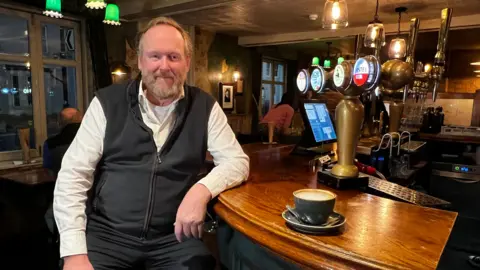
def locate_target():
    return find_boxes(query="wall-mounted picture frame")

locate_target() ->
[219,82,235,111]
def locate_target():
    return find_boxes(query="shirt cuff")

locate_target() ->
[197,173,225,199]
[59,231,88,258]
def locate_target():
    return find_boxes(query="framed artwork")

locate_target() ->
[219,83,235,111]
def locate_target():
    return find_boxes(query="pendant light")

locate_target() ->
[388,7,407,59]
[103,4,121,26]
[337,56,345,64]
[86,0,107,9]
[43,0,63,18]
[322,0,349,30]
[364,0,385,48]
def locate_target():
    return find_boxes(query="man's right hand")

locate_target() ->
[63,255,94,270]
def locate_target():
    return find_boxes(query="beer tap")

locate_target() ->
[411,8,452,104]
[431,8,453,102]
[330,59,364,178]
[329,46,382,178]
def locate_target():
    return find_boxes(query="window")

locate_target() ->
[260,58,287,116]
[0,7,85,160]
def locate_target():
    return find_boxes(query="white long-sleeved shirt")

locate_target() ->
[53,84,250,258]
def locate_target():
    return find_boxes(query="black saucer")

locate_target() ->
[282,209,346,235]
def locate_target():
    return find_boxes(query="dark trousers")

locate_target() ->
[86,229,215,270]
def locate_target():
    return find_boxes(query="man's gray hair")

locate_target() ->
[136,17,193,58]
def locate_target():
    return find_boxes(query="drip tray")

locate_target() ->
[362,173,451,207]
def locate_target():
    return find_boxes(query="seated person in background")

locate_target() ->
[260,93,296,135]
[43,107,83,176]
[44,108,83,250]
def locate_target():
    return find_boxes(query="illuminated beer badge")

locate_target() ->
[333,65,345,88]
[353,58,369,86]
[310,68,324,92]
[296,69,309,93]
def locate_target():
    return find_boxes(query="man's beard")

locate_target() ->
[142,70,185,100]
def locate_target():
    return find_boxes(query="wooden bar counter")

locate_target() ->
[214,143,457,270]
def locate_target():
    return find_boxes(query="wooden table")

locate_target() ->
[0,167,54,185]
[214,143,457,270]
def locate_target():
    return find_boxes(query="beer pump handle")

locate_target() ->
[432,8,453,102]
[434,8,453,66]
[405,18,420,66]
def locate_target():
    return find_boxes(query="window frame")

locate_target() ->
[260,57,287,115]
[0,6,86,162]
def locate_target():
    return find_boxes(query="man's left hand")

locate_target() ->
[174,183,212,242]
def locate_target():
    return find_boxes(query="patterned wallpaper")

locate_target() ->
[194,28,215,96]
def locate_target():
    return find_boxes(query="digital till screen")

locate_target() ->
[304,103,337,143]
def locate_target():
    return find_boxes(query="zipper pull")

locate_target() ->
[157,153,162,163]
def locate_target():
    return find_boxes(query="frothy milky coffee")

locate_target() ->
[295,190,335,201]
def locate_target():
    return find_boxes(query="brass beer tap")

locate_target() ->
[331,60,365,178]
[330,50,382,178]
[411,8,452,103]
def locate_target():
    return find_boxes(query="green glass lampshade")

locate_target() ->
[104,4,121,26]
[43,0,63,18]
[312,57,320,66]
[337,57,345,64]
[86,0,107,9]
[324,59,331,69]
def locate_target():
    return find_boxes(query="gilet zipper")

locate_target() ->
[140,150,161,239]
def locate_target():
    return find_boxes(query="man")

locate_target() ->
[54,17,249,270]
[43,108,83,176]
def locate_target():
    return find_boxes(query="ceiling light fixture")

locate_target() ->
[309,14,319,21]
[364,0,385,48]
[322,0,349,30]
[86,0,107,9]
[104,4,121,26]
[471,62,480,65]
[388,7,407,59]
[44,0,63,18]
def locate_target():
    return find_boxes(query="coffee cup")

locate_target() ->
[293,189,336,225]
